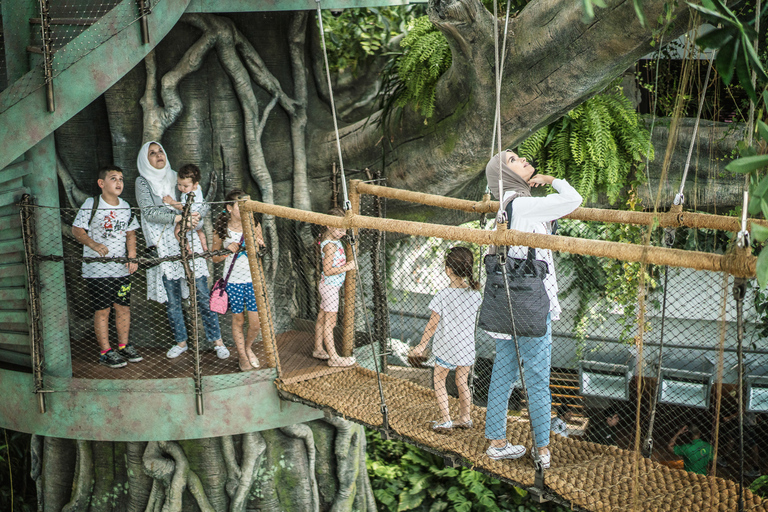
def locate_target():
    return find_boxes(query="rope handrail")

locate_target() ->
[238,198,756,277]
[353,181,768,232]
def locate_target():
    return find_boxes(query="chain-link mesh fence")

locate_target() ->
[0,0,150,113]
[249,182,768,509]
[16,178,768,508]
[23,196,273,391]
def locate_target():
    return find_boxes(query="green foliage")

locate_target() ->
[319,6,424,73]
[0,430,35,512]
[518,87,653,204]
[725,91,768,288]
[380,16,452,122]
[750,474,768,497]
[581,0,645,27]
[557,213,662,345]
[690,0,768,103]
[365,429,568,512]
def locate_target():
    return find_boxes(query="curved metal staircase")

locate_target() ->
[0,0,190,367]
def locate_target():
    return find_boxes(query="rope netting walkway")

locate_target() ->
[234,179,767,512]
[277,368,766,511]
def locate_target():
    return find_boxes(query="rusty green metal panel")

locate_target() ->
[2,0,37,83]
[25,136,70,376]
[0,368,325,441]
[0,0,192,171]
[186,0,421,12]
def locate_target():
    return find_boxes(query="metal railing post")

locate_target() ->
[179,193,203,415]
[19,195,46,413]
[38,0,55,112]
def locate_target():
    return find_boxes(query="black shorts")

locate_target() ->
[86,276,131,311]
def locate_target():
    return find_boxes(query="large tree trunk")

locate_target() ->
[34,420,375,512]
[318,0,694,199]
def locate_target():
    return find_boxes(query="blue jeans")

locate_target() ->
[485,314,552,449]
[162,275,221,344]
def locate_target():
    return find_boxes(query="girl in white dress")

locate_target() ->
[409,247,482,431]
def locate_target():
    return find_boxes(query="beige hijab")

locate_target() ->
[485,150,531,209]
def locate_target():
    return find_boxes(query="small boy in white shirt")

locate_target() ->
[162,163,208,252]
[72,166,142,368]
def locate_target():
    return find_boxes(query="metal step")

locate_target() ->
[0,330,30,347]
[0,288,27,302]
[0,309,29,325]
[0,238,24,255]
[0,214,21,232]
[0,160,32,185]
[0,187,29,207]
[0,263,25,279]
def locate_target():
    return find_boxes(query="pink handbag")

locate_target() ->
[209,235,243,314]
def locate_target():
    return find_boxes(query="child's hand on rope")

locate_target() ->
[344,260,357,271]
[407,346,427,368]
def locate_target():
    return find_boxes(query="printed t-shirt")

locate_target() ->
[73,196,139,278]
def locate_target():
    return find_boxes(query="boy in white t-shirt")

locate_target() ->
[72,166,142,369]
[162,163,208,253]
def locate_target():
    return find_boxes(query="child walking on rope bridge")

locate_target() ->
[314,208,357,367]
[72,166,142,368]
[409,247,482,431]
[212,190,265,372]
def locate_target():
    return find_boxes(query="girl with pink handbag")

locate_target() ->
[211,190,265,372]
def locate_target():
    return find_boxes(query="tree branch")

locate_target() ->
[140,24,218,142]
[55,152,89,209]
[184,13,280,276]
[230,432,266,512]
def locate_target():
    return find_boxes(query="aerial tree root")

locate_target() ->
[33,419,372,511]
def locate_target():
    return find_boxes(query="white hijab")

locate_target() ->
[137,141,177,199]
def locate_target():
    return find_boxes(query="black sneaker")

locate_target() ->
[119,344,143,363]
[99,350,127,368]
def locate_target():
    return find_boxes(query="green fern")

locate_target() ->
[519,85,653,204]
[380,16,452,121]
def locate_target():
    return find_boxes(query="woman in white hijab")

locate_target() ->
[135,141,229,360]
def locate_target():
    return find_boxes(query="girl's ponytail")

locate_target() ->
[445,246,479,291]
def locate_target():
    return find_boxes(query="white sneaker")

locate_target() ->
[166,344,188,359]
[486,443,526,460]
[214,345,230,359]
[532,449,551,469]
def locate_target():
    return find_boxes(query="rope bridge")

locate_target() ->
[238,180,768,512]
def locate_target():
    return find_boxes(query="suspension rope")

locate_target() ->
[348,235,391,430]
[642,48,717,457]
[489,0,513,160]
[734,278,747,512]
[315,1,351,211]
[314,2,388,428]
[674,51,716,207]
[490,0,544,482]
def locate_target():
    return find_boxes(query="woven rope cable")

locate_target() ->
[315,0,388,425]
[643,47,717,457]
[490,0,544,475]
[315,1,350,211]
